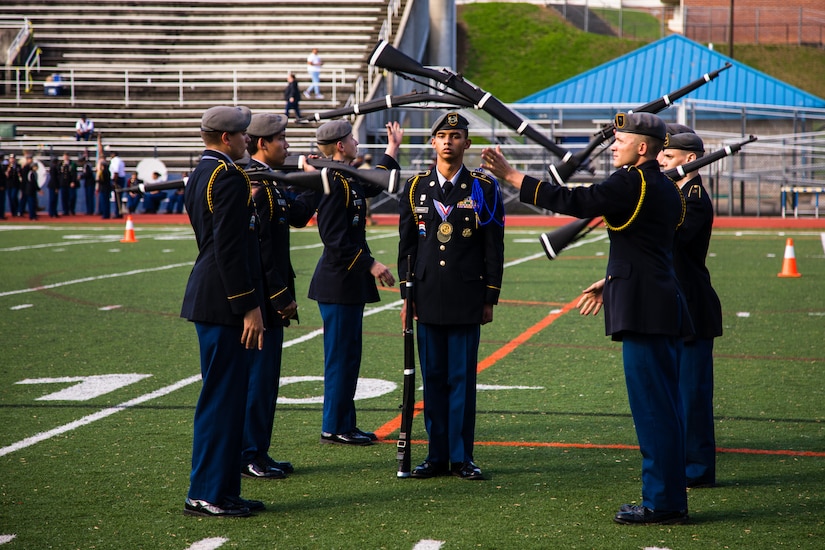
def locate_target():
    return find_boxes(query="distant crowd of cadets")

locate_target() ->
[0,152,185,219]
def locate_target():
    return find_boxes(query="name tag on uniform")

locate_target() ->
[277,199,287,206]
[353,199,363,207]
[415,207,429,214]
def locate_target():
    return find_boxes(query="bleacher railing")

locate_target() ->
[2,65,350,106]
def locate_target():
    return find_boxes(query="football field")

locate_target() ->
[1,219,823,549]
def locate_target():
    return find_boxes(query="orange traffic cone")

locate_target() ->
[120,215,138,243]
[777,237,801,277]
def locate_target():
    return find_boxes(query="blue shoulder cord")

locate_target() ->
[471,176,504,227]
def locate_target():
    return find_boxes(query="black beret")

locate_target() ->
[200,105,252,133]
[247,113,287,138]
[665,132,705,153]
[316,120,352,145]
[431,112,469,135]
[614,112,666,141]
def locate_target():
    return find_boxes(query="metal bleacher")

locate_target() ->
[0,0,402,175]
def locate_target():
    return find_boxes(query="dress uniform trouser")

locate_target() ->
[679,337,716,486]
[189,322,250,504]
[417,322,480,465]
[242,324,284,463]
[622,333,688,512]
[319,302,364,435]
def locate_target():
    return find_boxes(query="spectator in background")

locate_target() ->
[109,151,126,218]
[97,157,113,219]
[24,161,40,220]
[125,172,143,214]
[19,154,35,217]
[305,48,323,99]
[79,155,96,215]
[142,171,168,213]
[59,152,78,216]
[76,115,94,141]
[5,153,22,217]
[166,172,186,214]
[47,157,61,218]
[284,72,302,120]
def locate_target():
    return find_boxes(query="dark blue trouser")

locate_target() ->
[242,324,284,463]
[622,333,687,512]
[680,337,716,486]
[318,302,364,435]
[188,322,250,504]
[417,322,480,466]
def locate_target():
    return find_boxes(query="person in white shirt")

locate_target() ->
[108,151,126,217]
[75,115,94,141]
[305,48,323,99]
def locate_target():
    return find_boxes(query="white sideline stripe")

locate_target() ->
[186,538,228,550]
[0,374,201,457]
[0,243,550,456]
[0,300,405,457]
[0,263,192,298]
[413,540,445,550]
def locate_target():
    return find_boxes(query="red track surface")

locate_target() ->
[6,213,825,229]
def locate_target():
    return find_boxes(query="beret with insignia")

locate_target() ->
[316,119,352,145]
[431,112,469,135]
[666,132,704,153]
[201,105,252,133]
[247,113,287,138]
[614,112,666,141]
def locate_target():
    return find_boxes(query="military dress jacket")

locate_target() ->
[307,154,399,305]
[520,159,693,340]
[398,166,505,326]
[248,158,321,326]
[181,150,265,327]
[673,175,723,341]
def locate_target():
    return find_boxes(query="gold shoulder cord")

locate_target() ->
[407,175,422,224]
[205,162,252,213]
[603,166,647,231]
[205,161,227,213]
[262,184,275,222]
[674,179,686,228]
[341,175,351,209]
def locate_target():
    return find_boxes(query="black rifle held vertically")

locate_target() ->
[397,255,416,478]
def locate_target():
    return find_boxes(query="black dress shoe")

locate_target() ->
[241,460,286,479]
[410,460,449,479]
[184,497,251,518]
[354,427,378,441]
[320,431,373,446]
[225,496,266,512]
[451,461,484,480]
[264,456,294,474]
[614,504,688,525]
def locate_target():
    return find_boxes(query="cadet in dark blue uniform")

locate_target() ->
[659,126,723,489]
[399,113,505,480]
[242,113,320,478]
[180,105,267,518]
[308,119,401,446]
[482,112,692,524]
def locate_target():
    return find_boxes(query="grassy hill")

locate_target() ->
[457,2,825,102]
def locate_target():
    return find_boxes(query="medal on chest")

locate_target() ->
[433,199,454,243]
